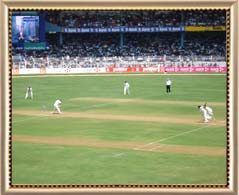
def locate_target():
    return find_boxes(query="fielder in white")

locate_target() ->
[52,99,62,114]
[124,81,130,95]
[25,86,33,99]
[198,104,214,122]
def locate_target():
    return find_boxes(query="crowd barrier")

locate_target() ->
[12,66,226,75]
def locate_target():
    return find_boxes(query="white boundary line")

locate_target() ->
[133,125,209,150]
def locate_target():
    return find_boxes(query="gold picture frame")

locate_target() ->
[0,0,238,194]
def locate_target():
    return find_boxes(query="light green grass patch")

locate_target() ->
[12,142,226,184]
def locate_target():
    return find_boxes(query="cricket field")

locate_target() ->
[12,73,227,185]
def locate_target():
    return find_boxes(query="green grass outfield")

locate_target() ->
[12,73,227,185]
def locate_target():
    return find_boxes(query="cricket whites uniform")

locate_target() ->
[124,81,130,95]
[199,105,213,122]
[205,106,214,119]
[25,87,33,99]
[53,99,62,114]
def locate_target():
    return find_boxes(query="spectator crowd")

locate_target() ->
[12,10,226,69]
[12,32,226,69]
[45,10,225,28]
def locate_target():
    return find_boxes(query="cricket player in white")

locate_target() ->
[124,81,130,95]
[25,86,33,99]
[204,104,214,120]
[198,104,214,122]
[53,99,62,114]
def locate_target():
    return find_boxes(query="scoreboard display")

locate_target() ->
[12,11,46,50]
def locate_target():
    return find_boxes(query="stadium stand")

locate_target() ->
[45,10,225,28]
[12,10,226,70]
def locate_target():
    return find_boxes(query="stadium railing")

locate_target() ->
[12,55,226,69]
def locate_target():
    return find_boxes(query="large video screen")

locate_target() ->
[12,16,40,45]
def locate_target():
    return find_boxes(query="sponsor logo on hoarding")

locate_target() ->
[180,67,190,71]
[185,26,226,32]
[165,67,175,72]
[12,68,19,75]
[210,67,219,72]
[13,66,226,75]
[142,67,159,72]
[64,26,185,33]
[40,68,46,73]
[113,68,128,72]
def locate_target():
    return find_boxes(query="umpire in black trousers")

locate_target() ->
[166,78,172,93]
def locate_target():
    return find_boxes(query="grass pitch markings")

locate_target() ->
[13,135,225,156]
[13,109,225,126]
[70,97,225,106]
[112,153,125,158]
[134,126,210,151]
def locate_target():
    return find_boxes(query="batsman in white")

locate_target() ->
[198,103,214,122]
[52,99,62,114]
[25,86,33,99]
[123,81,130,95]
[204,103,215,120]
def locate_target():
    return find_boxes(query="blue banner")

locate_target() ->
[63,26,185,33]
